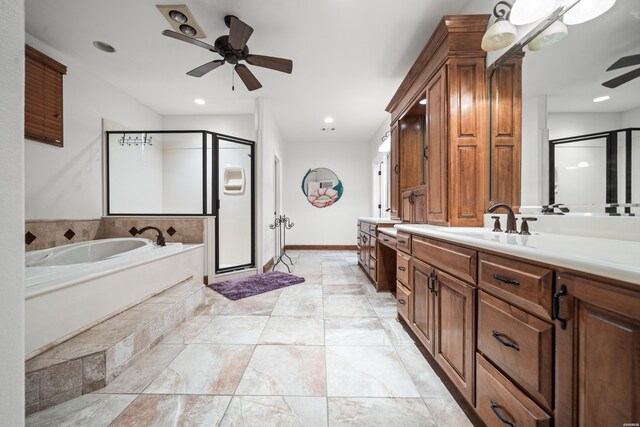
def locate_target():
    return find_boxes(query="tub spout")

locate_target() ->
[137,226,166,246]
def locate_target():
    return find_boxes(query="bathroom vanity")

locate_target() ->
[356,218,400,291]
[394,223,640,427]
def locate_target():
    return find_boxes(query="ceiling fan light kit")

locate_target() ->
[156,4,206,38]
[161,13,293,91]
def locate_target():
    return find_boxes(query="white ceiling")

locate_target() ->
[522,0,640,114]
[25,0,471,145]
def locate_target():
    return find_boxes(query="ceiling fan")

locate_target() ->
[602,54,640,88]
[162,15,293,91]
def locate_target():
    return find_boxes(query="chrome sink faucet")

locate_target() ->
[487,203,518,233]
[137,226,166,246]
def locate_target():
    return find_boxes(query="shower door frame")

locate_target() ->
[214,133,256,274]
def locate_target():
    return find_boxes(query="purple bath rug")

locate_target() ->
[208,271,305,300]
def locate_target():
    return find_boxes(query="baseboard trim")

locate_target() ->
[263,257,274,273]
[285,245,358,251]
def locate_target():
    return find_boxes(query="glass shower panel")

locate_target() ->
[554,139,606,210]
[217,138,253,271]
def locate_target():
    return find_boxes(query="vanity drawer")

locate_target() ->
[476,354,551,427]
[368,256,377,279]
[478,291,553,411]
[369,223,377,234]
[379,233,396,248]
[397,252,410,286]
[413,236,477,284]
[397,281,412,322]
[360,221,370,233]
[479,253,553,320]
[396,232,412,254]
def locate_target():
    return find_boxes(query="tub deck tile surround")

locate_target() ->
[26,251,474,427]
[24,278,204,415]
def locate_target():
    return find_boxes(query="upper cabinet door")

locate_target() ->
[555,273,640,427]
[390,124,400,220]
[425,66,449,226]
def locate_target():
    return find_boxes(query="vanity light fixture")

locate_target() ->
[92,41,116,53]
[419,99,427,105]
[563,0,615,25]
[593,95,610,103]
[194,98,206,105]
[527,18,568,51]
[324,117,334,124]
[379,130,391,153]
[509,0,556,25]
[481,2,518,52]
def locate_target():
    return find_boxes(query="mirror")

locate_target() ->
[490,0,640,215]
[301,167,344,208]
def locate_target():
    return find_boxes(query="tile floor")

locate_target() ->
[26,250,473,426]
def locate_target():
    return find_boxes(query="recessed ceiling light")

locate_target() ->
[593,95,610,103]
[168,10,188,24]
[180,24,197,37]
[92,41,116,53]
[419,99,427,105]
[194,98,206,105]
[324,117,334,124]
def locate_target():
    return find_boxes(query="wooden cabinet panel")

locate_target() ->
[396,252,410,287]
[378,232,396,249]
[555,273,640,427]
[490,57,522,209]
[401,189,414,223]
[399,115,424,192]
[369,236,377,260]
[390,125,400,220]
[411,258,436,354]
[479,253,552,320]
[434,270,476,404]
[413,236,477,284]
[478,291,553,411]
[476,354,551,427]
[368,256,377,281]
[413,187,426,224]
[425,66,449,226]
[397,282,412,323]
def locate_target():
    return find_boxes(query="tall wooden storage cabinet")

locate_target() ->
[386,15,489,227]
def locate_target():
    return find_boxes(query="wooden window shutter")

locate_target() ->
[25,45,67,147]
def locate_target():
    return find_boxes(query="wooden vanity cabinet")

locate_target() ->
[357,220,396,292]
[554,273,640,427]
[406,238,477,404]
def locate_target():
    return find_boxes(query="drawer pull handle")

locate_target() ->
[398,266,406,271]
[398,240,406,244]
[492,274,520,286]
[398,299,406,305]
[362,236,368,243]
[490,401,516,427]
[383,238,389,242]
[492,331,520,351]
[553,284,568,330]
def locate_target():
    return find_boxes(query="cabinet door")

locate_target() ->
[434,270,476,404]
[555,273,640,427]
[401,190,413,223]
[411,258,436,354]
[412,186,426,224]
[390,124,400,220]
[425,66,449,226]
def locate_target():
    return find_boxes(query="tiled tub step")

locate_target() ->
[25,278,204,414]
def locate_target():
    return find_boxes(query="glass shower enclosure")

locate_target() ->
[105,130,255,274]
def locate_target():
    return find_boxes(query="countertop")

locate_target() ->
[358,217,401,224]
[395,224,640,286]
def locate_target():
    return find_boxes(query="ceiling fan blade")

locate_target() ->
[245,55,293,74]
[235,64,262,91]
[187,60,225,77]
[602,67,640,88]
[162,29,217,52]
[607,54,640,71]
[228,16,254,51]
